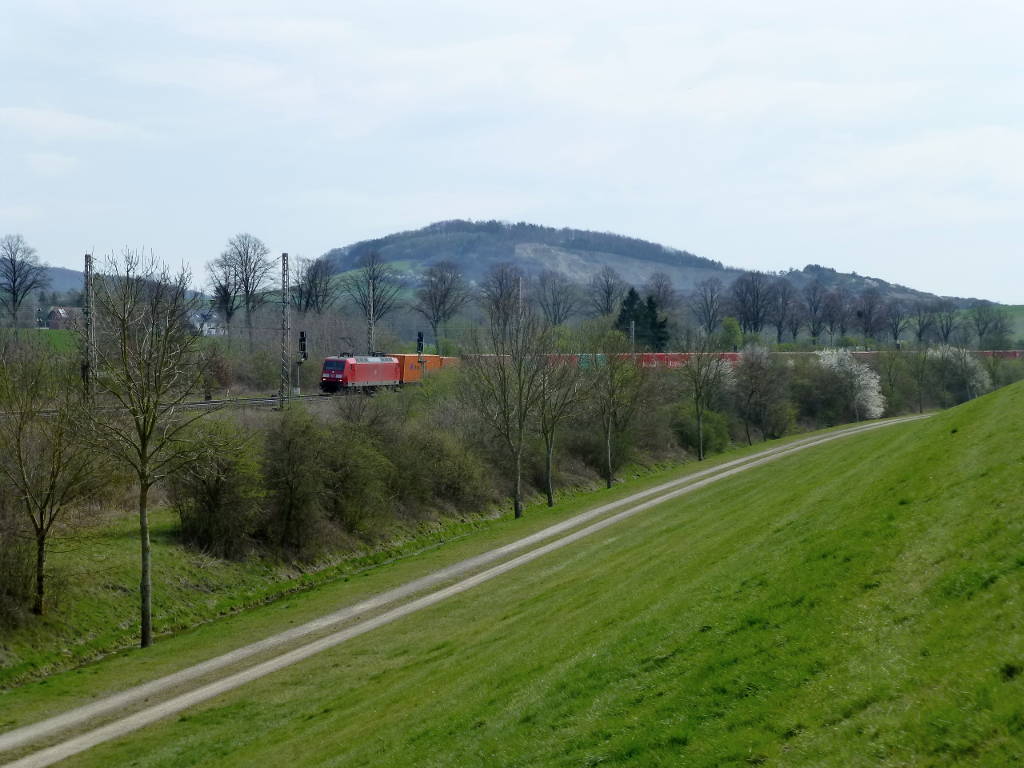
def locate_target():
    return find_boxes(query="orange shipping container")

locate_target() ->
[393,354,443,384]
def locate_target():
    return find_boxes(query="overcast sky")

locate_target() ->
[2,1,1021,301]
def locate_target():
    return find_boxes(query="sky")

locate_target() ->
[1,0,1022,302]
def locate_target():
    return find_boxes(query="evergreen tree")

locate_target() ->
[615,288,668,351]
[615,287,645,344]
[645,296,669,351]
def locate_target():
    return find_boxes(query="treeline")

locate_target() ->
[2,246,1021,652]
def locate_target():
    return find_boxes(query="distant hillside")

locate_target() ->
[322,220,952,302]
[45,266,84,294]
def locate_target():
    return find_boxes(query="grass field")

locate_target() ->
[5,383,1022,766]
[3,435,826,690]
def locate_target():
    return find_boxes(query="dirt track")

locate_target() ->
[0,416,926,768]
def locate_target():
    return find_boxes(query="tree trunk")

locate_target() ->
[139,481,153,648]
[513,449,523,519]
[697,408,705,461]
[32,530,46,616]
[431,320,441,355]
[605,424,613,489]
[544,435,555,507]
[367,316,375,355]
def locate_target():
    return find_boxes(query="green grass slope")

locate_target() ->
[53,382,1024,767]
[3,450,783,688]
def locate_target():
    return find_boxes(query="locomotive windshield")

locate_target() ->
[323,360,346,371]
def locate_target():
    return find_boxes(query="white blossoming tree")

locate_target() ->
[926,345,992,403]
[816,349,885,421]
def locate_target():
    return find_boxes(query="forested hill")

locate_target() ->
[322,220,732,290]
[321,219,947,301]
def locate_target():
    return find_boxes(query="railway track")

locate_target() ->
[0,393,333,418]
[180,393,330,410]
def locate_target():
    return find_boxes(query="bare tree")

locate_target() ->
[0,234,49,328]
[733,344,789,445]
[786,300,805,342]
[533,269,579,327]
[969,300,1011,349]
[906,347,931,413]
[910,300,936,345]
[690,278,724,335]
[854,288,884,341]
[822,288,852,343]
[680,337,732,460]
[412,260,470,352]
[802,281,827,344]
[292,256,338,315]
[586,328,647,488]
[535,346,584,506]
[644,271,677,313]
[460,302,549,518]
[479,262,524,330]
[88,250,210,647]
[222,233,274,350]
[934,300,960,344]
[766,278,798,343]
[884,299,910,345]
[729,271,771,334]
[588,265,625,317]
[207,253,241,334]
[341,251,402,354]
[0,339,103,615]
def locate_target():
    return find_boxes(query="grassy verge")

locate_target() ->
[22,382,1024,766]
[0,422,867,726]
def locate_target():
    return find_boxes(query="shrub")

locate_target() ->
[674,407,730,457]
[816,349,885,421]
[927,345,992,404]
[387,428,493,515]
[170,419,264,559]
[321,432,396,537]
[263,405,326,555]
[0,485,32,627]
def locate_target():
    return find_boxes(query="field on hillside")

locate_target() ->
[33,382,1023,767]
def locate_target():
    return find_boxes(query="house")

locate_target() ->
[45,306,84,330]
[188,310,227,337]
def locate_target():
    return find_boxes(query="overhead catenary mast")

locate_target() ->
[279,252,289,409]
[83,252,96,395]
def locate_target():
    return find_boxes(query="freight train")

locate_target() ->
[319,354,458,393]
[321,349,1023,393]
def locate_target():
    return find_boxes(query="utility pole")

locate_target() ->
[83,253,96,396]
[279,252,289,409]
[630,319,636,354]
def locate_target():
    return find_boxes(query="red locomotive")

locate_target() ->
[319,354,457,393]
[319,356,401,393]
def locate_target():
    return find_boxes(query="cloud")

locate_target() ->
[0,107,132,141]
[25,152,79,176]
[0,205,37,220]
